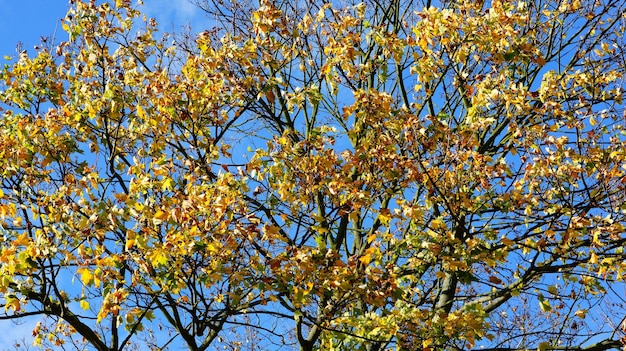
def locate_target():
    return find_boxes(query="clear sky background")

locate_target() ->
[0,1,69,56]
[0,0,207,56]
[0,1,208,349]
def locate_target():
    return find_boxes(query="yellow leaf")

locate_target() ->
[94,269,102,288]
[154,210,169,220]
[539,299,552,312]
[4,296,20,312]
[349,210,359,224]
[114,193,128,202]
[206,242,220,253]
[537,341,551,351]
[311,225,329,234]
[359,246,379,265]
[77,267,94,286]
[80,299,90,310]
[359,253,372,265]
[13,233,30,246]
[149,250,168,267]
[431,216,445,230]
[137,105,146,119]
[214,294,224,303]
[378,209,392,225]
[125,239,135,251]
[162,177,175,191]
[501,236,515,246]
[418,37,428,50]
[152,210,169,225]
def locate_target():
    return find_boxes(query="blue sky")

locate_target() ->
[0,1,208,348]
[0,1,69,56]
[0,0,206,57]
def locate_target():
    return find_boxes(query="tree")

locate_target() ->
[0,0,625,350]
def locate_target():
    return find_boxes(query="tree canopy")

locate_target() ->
[1,0,625,350]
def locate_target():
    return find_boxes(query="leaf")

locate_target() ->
[539,299,552,313]
[311,225,328,234]
[162,177,175,191]
[537,342,552,351]
[4,295,20,312]
[136,105,146,120]
[152,210,169,224]
[13,233,30,246]
[149,249,168,267]
[488,275,503,285]
[359,253,372,265]
[574,309,587,318]
[359,247,380,265]
[503,51,517,61]
[77,267,94,286]
[501,237,515,246]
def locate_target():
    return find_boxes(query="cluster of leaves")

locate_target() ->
[0,0,625,350]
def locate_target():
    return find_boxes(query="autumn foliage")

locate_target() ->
[1,0,625,350]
